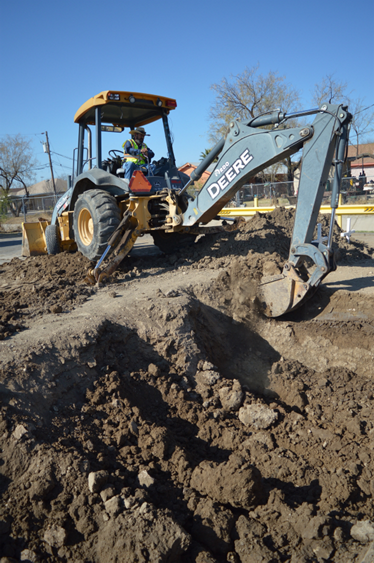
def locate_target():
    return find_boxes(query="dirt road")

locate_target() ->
[0,233,23,265]
[0,232,161,266]
[1,209,374,562]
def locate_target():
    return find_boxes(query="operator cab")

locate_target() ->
[73,90,189,193]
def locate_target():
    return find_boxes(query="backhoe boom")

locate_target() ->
[180,103,351,316]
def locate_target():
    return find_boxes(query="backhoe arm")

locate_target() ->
[182,104,348,225]
[181,103,351,316]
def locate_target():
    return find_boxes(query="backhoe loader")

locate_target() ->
[22,90,352,317]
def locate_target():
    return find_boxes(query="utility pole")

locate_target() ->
[43,131,57,203]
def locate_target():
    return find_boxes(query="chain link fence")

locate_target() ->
[227,181,296,207]
[228,177,374,207]
[1,177,373,227]
[0,193,65,224]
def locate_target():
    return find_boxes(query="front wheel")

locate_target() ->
[73,189,121,261]
[151,231,197,255]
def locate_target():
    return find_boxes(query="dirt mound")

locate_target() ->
[1,293,374,562]
[1,209,372,339]
[0,253,94,339]
[1,208,374,562]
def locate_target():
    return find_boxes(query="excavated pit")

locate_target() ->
[1,208,374,562]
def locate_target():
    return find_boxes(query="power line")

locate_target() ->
[0,132,45,138]
[50,150,73,161]
[30,164,50,171]
[55,163,72,171]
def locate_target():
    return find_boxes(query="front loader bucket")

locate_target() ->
[22,221,49,256]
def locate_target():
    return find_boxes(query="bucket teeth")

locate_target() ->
[84,270,97,286]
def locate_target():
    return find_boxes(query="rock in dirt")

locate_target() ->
[235,514,266,541]
[12,424,29,440]
[50,304,62,314]
[104,495,122,516]
[357,542,374,563]
[234,516,274,563]
[234,537,276,563]
[100,486,115,502]
[311,539,334,561]
[219,380,244,411]
[301,515,331,540]
[197,369,221,386]
[138,469,155,488]
[88,470,109,493]
[95,507,190,562]
[238,403,279,429]
[242,431,275,451]
[148,362,160,377]
[192,497,235,555]
[43,525,67,548]
[129,419,139,436]
[20,549,37,562]
[190,454,263,509]
[29,471,55,501]
[351,521,374,543]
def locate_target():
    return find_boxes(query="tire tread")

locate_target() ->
[73,189,121,260]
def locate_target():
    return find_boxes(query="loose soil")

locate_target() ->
[1,208,374,562]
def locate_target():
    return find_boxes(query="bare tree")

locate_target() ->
[209,64,300,144]
[208,65,300,188]
[349,99,374,157]
[0,134,38,216]
[313,73,374,154]
[312,73,350,106]
[0,134,37,196]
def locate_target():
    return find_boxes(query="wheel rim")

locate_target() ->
[78,208,94,246]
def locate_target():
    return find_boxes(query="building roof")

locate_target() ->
[178,162,216,173]
[10,178,67,197]
[348,142,374,166]
[178,163,212,184]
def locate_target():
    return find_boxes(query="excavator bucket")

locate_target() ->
[257,265,311,318]
[22,221,49,256]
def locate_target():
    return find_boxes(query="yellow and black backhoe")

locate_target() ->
[22,90,352,317]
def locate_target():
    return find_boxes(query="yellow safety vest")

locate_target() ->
[122,139,148,165]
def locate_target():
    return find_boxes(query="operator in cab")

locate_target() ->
[122,127,155,180]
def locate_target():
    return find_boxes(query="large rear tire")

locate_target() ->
[151,231,197,255]
[45,224,60,255]
[73,189,121,261]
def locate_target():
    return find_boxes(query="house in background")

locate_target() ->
[347,142,374,182]
[8,178,67,216]
[178,162,216,187]
[11,178,67,200]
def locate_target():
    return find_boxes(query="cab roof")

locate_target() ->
[74,91,177,129]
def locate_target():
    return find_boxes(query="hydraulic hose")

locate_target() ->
[327,117,350,249]
[179,138,225,195]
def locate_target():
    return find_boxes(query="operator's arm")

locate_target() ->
[124,140,142,157]
[140,144,155,159]
[145,147,155,160]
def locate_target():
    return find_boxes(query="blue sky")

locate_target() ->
[1,0,373,184]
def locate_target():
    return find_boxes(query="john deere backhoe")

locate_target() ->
[22,90,352,317]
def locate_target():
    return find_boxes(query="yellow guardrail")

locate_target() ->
[221,196,374,228]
